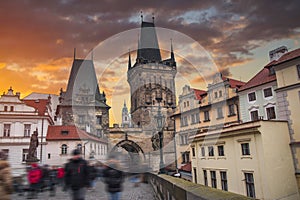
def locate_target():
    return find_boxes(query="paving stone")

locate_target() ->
[12,178,157,200]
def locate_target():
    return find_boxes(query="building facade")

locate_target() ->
[173,85,206,180]
[173,73,244,180]
[190,120,299,199]
[272,47,300,191]
[45,125,108,165]
[0,88,55,175]
[238,49,279,122]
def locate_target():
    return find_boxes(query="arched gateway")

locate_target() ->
[110,138,148,173]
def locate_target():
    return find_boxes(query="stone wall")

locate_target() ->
[147,173,252,200]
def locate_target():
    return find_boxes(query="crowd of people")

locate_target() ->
[6,149,135,200]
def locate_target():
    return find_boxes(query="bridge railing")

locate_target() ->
[146,173,253,200]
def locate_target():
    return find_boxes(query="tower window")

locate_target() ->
[96,115,102,125]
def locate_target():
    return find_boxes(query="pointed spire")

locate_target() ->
[137,34,141,61]
[91,49,94,61]
[124,100,126,107]
[152,13,155,23]
[73,48,76,60]
[140,11,143,22]
[170,38,175,61]
[128,49,131,69]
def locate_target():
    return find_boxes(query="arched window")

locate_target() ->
[61,144,68,155]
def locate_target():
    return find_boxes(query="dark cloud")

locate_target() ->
[1,0,299,65]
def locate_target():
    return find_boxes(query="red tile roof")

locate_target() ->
[237,48,300,92]
[46,125,107,143]
[192,89,207,100]
[23,99,49,116]
[222,77,245,88]
[266,48,300,67]
[180,162,191,172]
[238,67,276,92]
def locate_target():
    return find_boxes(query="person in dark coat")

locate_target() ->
[64,149,89,200]
[103,154,124,200]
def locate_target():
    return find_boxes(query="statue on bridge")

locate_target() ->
[151,133,160,151]
[26,128,39,162]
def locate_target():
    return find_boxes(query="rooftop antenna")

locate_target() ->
[140,11,143,22]
[91,49,94,61]
[73,48,76,60]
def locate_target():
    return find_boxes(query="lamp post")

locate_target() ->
[155,89,165,174]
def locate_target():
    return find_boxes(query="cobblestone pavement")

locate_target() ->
[12,178,158,200]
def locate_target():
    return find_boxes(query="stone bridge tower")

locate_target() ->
[127,18,177,134]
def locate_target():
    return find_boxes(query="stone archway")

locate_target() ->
[111,139,147,173]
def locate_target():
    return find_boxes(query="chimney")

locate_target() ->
[16,92,20,98]
[269,46,288,62]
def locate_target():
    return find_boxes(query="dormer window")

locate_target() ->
[61,130,69,135]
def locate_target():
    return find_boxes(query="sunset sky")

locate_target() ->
[1,0,300,125]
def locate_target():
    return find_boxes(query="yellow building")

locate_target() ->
[199,73,245,130]
[190,120,299,199]
[173,73,244,179]
[272,48,300,190]
[173,85,206,180]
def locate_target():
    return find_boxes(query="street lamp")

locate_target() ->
[155,89,165,174]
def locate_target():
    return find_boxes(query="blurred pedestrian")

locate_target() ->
[64,149,89,200]
[27,163,42,199]
[40,164,50,192]
[48,165,57,197]
[56,166,64,186]
[88,162,97,191]
[0,150,13,200]
[103,153,124,200]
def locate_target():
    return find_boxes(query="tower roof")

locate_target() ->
[137,21,161,62]
[63,58,109,108]
[122,100,128,113]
